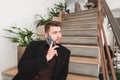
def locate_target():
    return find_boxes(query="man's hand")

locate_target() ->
[46,41,59,61]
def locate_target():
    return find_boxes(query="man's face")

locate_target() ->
[45,26,62,44]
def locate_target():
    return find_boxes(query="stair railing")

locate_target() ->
[98,0,109,80]
[98,0,120,80]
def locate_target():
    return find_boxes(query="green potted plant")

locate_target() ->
[55,2,67,11]
[49,8,59,17]
[36,15,52,27]
[3,26,39,61]
[49,8,60,21]
[54,2,68,21]
[35,15,52,39]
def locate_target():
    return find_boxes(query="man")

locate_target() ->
[12,21,71,80]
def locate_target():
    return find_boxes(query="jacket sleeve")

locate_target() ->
[17,41,48,76]
[60,50,71,80]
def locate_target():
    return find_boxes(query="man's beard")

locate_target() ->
[55,38,61,44]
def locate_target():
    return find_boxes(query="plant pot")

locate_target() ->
[59,11,65,21]
[36,25,45,40]
[17,46,26,61]
[52,17,60,21]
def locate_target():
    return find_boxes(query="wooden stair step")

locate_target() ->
[2,67,99,80]
[69,56,100,77]
[65,12,97,18]
[63,17,97,22]
[63,44,99,48]
[62,24,98,29]
[70,56,100,65]
[63,35,98,37]
[62,28,98,31]
[62,36,98,38]
[62,22,98,25]
[63,44,100,58]
[66,8,97,16]
[62,28,98,36]
[67,74,99,80]
[64,14,97,21]
[63,22,98,26]
[62,36,98,45]
[2,67,17,76]
[63,34,98,36]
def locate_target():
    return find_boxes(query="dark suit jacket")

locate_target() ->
[12,40,70,80]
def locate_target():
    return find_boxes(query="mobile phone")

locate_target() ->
[45,35,56,47]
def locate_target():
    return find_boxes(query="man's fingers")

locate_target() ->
[55,52,58,56]
[53,45,59,49]
[54,50,58,56]
[50,41,53,48]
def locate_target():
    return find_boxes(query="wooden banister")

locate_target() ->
[102,0,120,48]
[98,0,109,80]
[98,0,119,80]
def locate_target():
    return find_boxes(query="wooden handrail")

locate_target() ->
[98,0,118,80]
[102,0,120,48]
[98,0,109,80]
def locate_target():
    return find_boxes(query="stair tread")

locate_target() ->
[67,8,97,15]
[65,15,97,19]
[66,10,97,16]
[63,35,98,37]
[63,44,99,48]
[2,67,17,76]
[63,17,97,22]
[63,22,97,26]
[64,16,97,19]
[62,28,97,31]
[67,74,99,80]
[65,13,97,17]
[70,56,99,65]
[2,67,99,80]
[63,36,98,38]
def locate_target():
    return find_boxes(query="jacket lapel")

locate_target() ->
[54,45,65,79]
[37,41,48,57]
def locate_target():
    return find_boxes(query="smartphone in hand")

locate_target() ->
[45,35,56,47]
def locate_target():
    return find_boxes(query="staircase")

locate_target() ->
[61,8,100,80]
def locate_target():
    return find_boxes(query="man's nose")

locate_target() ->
[58,33,62,37]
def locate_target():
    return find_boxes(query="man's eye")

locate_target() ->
[53,32,57,34]
[59,31,61,33]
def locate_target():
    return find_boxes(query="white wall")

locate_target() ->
[103,16,114,49]
[105,0,120,49]
[112,8,120,18]
[0,0,64,80]
[106,0,120,9]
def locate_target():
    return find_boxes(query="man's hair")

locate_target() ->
[45,21,62,33]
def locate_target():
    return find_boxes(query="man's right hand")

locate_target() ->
[46,41,59,61]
